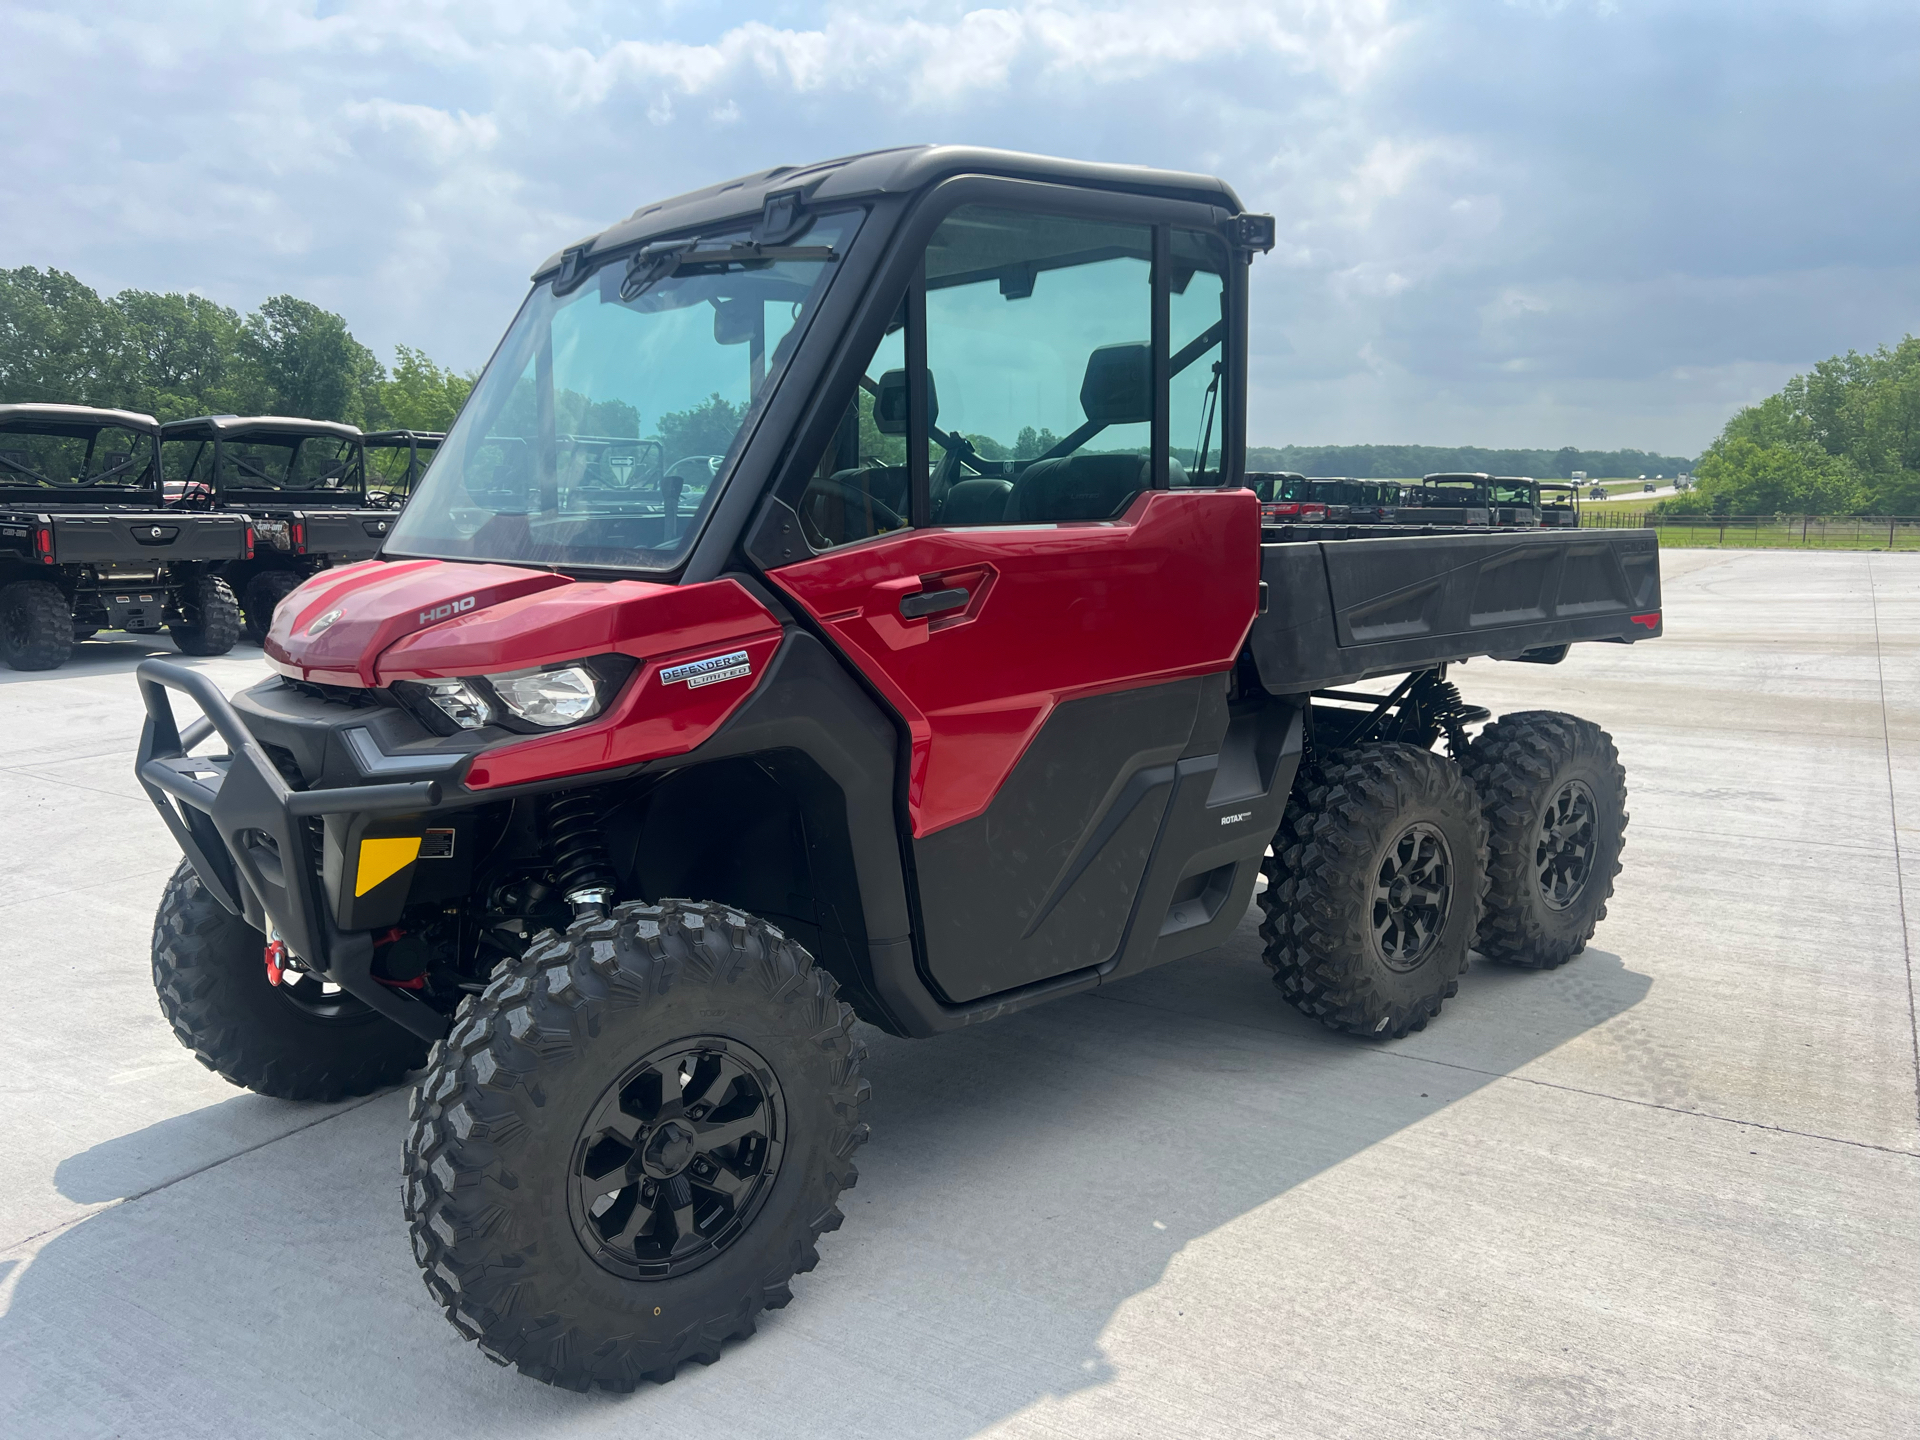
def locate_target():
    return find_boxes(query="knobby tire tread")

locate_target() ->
[402,898,870,1393]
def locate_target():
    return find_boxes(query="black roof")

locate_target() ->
[532,145,1247,283]
[160,415,363,443]
[0,402,160,435]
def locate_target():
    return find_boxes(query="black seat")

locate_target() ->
[937,477,1013,525]
[1004,453,1149,522]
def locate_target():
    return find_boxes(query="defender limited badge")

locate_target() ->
[660,649,752,689]
[306,608,343,636]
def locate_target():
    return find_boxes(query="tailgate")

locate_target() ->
[1252,529,1661,692]
[302,508,391,560]
[51,511,252,563]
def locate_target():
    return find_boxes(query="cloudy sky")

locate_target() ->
[4,0,1915,455]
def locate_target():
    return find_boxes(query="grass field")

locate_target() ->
[1580,510,1920,551]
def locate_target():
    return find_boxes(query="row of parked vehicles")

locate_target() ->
[0,404,443,670]
[1252,471,1581,529]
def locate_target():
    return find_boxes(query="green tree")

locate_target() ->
[112,289,261,421]
[655,393,744,464]
[242,295,383,424]
[0,267,128,405]
[374,345,473,432]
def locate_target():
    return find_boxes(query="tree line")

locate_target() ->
[0,267,472,432]
[1244,443,1695,481]
[1658,336,1920,516]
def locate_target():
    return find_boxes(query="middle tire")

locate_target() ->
[242,569,303,644]
[1260,742,1488,1038]
[169,574,242,656]
[404,899,870,1392]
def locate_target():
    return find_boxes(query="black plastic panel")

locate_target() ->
[913,679,1201,1003]
[1251,529,1662,694]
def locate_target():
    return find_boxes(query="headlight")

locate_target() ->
[423,678,493,729]
[488,664,603,729]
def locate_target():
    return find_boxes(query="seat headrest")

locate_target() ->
[1080,342,1151,424]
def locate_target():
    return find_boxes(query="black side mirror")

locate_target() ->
[873,369,939,436]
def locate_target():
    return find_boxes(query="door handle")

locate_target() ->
[899,586,970,620]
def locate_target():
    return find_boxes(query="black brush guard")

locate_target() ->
[135,659,451,1040]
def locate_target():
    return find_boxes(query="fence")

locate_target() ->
[1578,509,1920,551]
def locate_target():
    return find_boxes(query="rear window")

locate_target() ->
[0,424,154,491]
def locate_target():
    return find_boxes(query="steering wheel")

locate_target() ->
[801,475,907,536]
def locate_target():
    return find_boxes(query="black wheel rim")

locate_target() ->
[1536,778,1597,911]
[1370,821,1453,971]
[2,603,28,652]
[568,1038,787,1281]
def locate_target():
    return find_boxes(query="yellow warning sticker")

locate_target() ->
[355,836,422,896]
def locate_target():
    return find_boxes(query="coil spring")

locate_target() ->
[546,790,615,903]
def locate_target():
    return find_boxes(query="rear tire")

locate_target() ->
[1461,711,1627,969]
[0,580,75,671]
[151,859,427,1099]
[169,574,241,656]
[241,569,302,644]
[1260,743,1488,1038]
[404,899,870,1391]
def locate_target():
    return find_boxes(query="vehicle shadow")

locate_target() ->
[1,918,1651,1438]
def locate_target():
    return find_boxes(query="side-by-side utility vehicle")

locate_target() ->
[0,403,249,669]
[161,415,398,642]
[134,147,1661,1392]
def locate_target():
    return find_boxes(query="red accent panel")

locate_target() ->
[464,630,782,790]
[1630,611,1661,629]
[771,488,1261,837]
[263,560,572,686]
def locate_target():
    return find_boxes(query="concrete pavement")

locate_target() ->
[1,551,1915,1438]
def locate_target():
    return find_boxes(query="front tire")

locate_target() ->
[404,899,870,1392]
[0,580,75,671]
[168,574,241,656]
[151,859,428,1099]
[1462,711,1628,969]
[1260,743,1488,1038]
[241,569,302,644]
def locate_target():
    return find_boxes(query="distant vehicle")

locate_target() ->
[1488,476,1543,526]
[362,430,444,509]
[1537,481,1579,528]
[1643,482,1656,493]
[1247,471,1328,524]
[1412,472,1494,526]
[1588,484,1608,500]
[160,414,395,643]
[1307,477,1400,523]
[0,403,248,668]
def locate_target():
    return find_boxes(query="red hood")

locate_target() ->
[263,559,783,692]
[264,560,572,686]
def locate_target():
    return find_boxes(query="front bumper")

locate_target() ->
[135,660,455,1040]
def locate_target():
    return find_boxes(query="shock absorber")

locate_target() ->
[546,790,616,919]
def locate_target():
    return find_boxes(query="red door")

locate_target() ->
[771,487,1259,1000]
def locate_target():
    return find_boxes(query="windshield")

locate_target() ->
[0,423,155,493]
[387,210,861,570]
[1492,481,1535,504]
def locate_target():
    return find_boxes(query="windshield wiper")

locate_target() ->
[621,240,837,301]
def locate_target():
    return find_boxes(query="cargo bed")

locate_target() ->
[1250,525,1662,693]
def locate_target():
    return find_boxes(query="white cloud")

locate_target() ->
[1,0,1916,452]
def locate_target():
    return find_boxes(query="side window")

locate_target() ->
[792,313,910,551]
[920,206,1153,525]
[1168,230,1228,486]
